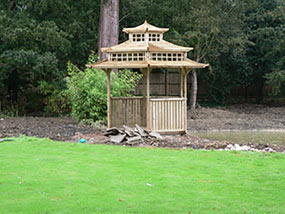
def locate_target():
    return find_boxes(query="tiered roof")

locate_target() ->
[122,21,169,33]
[87,21,208,69]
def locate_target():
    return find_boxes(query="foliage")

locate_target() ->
[66,57,142,122]
[1,0,284,114]
[0,136,285,213]
[0,0,100,113]
[265,70,285,99]
[244,0,285,103]
[38,80,70,114]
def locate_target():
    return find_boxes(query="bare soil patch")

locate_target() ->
[0,117,99,141]
[188,104,285,132]
[0,104,284,152]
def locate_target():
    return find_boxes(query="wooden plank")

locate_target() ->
[151,101,155,130]
[163,101,166,130]
[111,99,116,127]
[174,101,176,129]
[179,100,182,129]
[165,70,168,96]
[165,100,168,130]
[158,101,161,130]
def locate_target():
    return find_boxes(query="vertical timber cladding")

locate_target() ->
[150,98,186,131]
[111,97,146,127]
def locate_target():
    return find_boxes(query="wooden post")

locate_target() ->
[146,67,151,130]
[105,69,112,128]
[183,68,191,133]
[140,68,147,127]
[184,68,188,99]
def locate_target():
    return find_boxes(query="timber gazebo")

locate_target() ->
[88,21,209,134]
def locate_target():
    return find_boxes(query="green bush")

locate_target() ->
[38,80,71,115]
[66,61,142,122]
[265,70,285,100]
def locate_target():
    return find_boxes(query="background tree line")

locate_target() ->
[0,0,284,116]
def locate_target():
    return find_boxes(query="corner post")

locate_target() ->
[146,67,151,130]
[105,69,112,128]
[183,68,191,133]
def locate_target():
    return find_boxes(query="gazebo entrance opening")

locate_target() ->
[88,21,208,134]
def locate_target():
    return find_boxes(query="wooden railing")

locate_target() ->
[150,98,186,132]
[111,97,146,127]
[110,96,187,133]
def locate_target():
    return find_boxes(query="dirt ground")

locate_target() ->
[188,104,285,132]
[1,104,284,151]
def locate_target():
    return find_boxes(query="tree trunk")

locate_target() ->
[8,0,16,11]
[190,69,197,109]
[98,0,119,60]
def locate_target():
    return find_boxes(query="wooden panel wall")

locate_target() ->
[150,98,186,132]
[111,97,146,127]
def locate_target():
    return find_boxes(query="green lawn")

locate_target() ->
[195,130,285,146]
[0,137,284,214]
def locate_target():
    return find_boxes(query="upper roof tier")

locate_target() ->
[123,21,169,33]
[101,40,193,53]
[87,21,209,70]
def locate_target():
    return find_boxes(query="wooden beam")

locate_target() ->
[105,69,112,128]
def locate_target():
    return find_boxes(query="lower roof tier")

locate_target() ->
[86,59,209,69]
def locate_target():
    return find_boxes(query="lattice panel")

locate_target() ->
[110,52,146,61]
[150,53,184,61]
[132,33,145,42]
[149,33,161,42]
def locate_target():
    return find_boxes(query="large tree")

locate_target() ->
[98,0,119,60]
[245,0,285,103]
[0,0,100,112]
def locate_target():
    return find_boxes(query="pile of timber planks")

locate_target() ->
[104,124,163,145]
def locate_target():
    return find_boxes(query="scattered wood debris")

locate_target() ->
[104,124,163,145]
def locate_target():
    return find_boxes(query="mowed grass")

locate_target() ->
[196,130,285,146]
[0,137,284,214]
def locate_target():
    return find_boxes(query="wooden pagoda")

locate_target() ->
[87,21,209,134]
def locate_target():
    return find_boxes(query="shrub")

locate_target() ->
[265,70,285,100]
[38,80,71,115]
[66,61,142,122]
